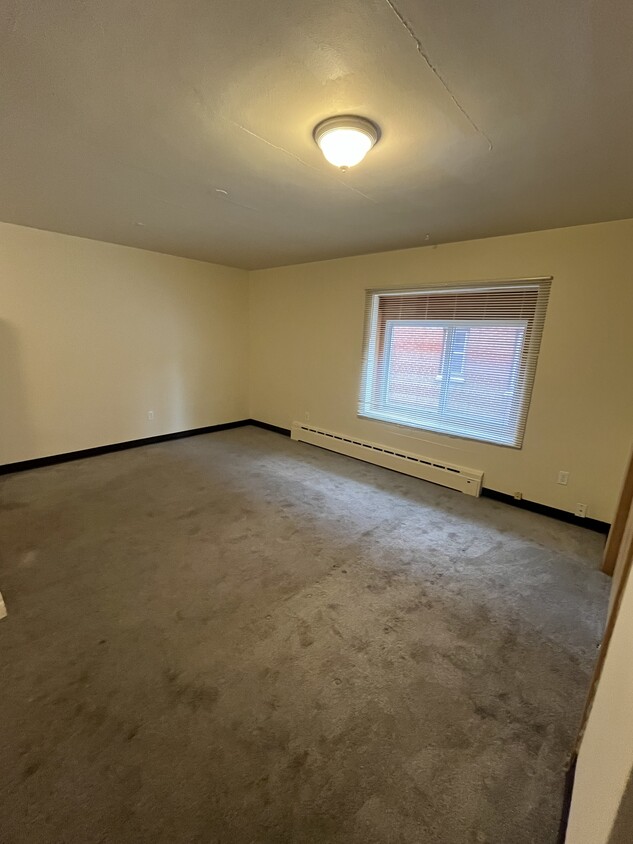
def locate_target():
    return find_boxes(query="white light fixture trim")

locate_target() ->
[314,115,380,169]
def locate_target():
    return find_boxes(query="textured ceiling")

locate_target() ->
[2,0,633,269]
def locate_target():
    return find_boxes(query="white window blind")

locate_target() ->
[359,279,551,447]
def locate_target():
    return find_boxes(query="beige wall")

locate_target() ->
[0,222,249,464]
[3,218,632,523]
[249,219,633,523]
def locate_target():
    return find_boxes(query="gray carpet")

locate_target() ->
[0,426,608,843]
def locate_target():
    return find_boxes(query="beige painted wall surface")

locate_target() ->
[0,222,248,464]
[566,566,633,843]
[249,219,633,523]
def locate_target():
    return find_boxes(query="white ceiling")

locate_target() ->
[2,0,633,269]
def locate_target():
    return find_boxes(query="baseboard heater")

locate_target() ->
[291,422,483,497]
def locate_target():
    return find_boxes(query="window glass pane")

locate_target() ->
[444,326,526,426]
[386,324,444,411]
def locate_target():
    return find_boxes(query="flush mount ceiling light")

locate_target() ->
[313,115,380,169]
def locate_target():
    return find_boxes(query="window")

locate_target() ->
[359,280,551,447]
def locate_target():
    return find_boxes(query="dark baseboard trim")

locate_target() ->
[481,488,610,534]
[250,422,610,534]
[557,754,577,844]
[247,419,292,437]
[0,419,251,476]
[0,420,612,536]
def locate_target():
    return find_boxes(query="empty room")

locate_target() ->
[2,1,633,842]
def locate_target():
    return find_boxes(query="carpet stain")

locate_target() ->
[21,761,41,780]
[164,669,220,713]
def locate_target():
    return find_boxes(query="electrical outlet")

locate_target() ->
[557,471,569,485]
[147,410,154,421]
[575,503,587,518]
[304,411,310,421]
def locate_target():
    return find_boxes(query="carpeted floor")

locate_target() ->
[0,426,608,843]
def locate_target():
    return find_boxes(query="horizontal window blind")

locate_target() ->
[359,279,551,447]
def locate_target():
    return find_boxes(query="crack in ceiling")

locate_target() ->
[3,0,632,268]
[383,0,493,151]
[220,116,378,204]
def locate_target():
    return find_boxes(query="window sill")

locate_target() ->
[358,408,521,449]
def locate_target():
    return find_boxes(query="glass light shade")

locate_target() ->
[314,116,379,168]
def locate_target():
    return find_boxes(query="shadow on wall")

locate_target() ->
[0,320,32,465]
[608,767,633,843]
